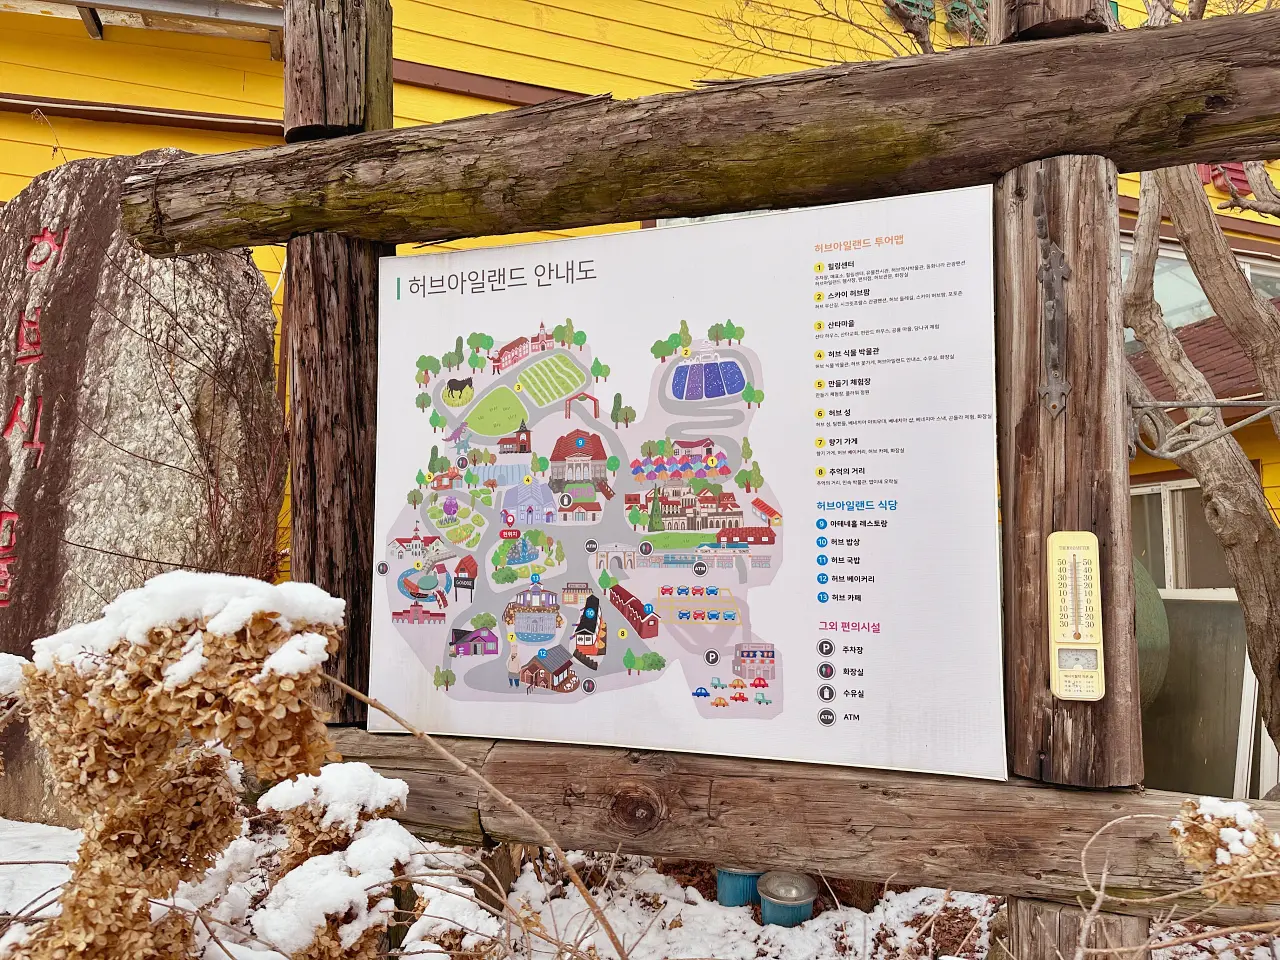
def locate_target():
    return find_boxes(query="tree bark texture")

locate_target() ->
[988,0,1108,42]
[996,156,1142,787]
[283,0,391,143]
[328,727,1280,924]
[1125,167,1280,754]
[284,0,392,722]
[1006,898,1148,958]
[121,10,1280,256]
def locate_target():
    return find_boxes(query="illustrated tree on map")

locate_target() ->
[416,469,427,487]
[742,382,766,408]
[430,409,447,433]
[464,468,478,488]
[471,612,498,631]
[640,652,666,672]
[591,357,611,382]
[433,665,456,691]
[554,318,575,346]
[554,541,565,565]
[611,393,636,429]
[650,339,674,363]
[416,391,431,412]
[628,505,645,530]
[467,351,487,374]
[598,568,618,590]
[407,489,423,508]
[416,354,439,384]
[606,455,620,477]
[623,649,637,674]
[679,320,692,348]
[573,329,587,351]
[735,461,765,494]
[741,436,753,460]
[723,320,745,345]
[494,568,517,584]
[647,490,664,532]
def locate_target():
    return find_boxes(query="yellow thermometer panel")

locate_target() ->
[1047,531,1105,701]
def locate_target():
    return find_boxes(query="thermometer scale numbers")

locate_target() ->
[1047,531,1105,702]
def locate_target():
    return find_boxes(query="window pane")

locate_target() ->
[1131,492,1166,588]
[1250,263,1280,303]
[1120,250,1215,340]
[1175,487,1234,589]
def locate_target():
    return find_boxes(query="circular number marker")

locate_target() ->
[423,471,435,483]
[531,573,541,584]
[617,628,629,640]
[815,408,825,419]
[413,560,424,571]
[585,607,596,619]
[815,466,827,478]
[644,603,654,615]
[816,518,828,530]
[523,475,533,485]
[538,648,548,659]
[514,382,524,392]
[814,380,826,391]
[814,350,825,361]
[575,437,586,448]
[817,572,829,585]
[817,591,830,603]
[704,649,720,666]
[814,263,824,274]
[508,632,517,643]
[816,536,828,548]
[814,292,825,303]
[706,456,718,468]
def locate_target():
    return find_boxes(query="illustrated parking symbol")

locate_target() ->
[704,650,720,666]
[817,639,835,657]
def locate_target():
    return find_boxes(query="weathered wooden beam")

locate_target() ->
[121,11,1280,256]
[996,158,1141,789]
[331,729,1280,924]
[284,0,391,723]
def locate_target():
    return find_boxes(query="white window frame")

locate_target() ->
[1131,479,1271,797]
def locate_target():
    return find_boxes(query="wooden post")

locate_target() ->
[284,0,392,722]
[992,1,1144,952]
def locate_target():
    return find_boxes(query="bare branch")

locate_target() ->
[1218,161,1280,219]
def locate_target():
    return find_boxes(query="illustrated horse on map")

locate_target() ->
[445,376,473,399]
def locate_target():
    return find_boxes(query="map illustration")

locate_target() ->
[379,318,785,716]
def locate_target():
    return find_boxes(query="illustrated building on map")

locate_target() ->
[560,501,602,523]
[520,646,579,692]
[502,479,557,524]
[751,498,783,527]
[502,585,564,639]
[672,437,715,459]
[732,642,776,682]
[561,582,591,605]
[716,526,777,546]
[494,323,556,373]
[430,466,464,491]
[497,419,532,454]
[635,482,744,532]
[388,523,456,566]
[454,555,478,579]
[391,602,445,626]
[549,430,608,491]
[450,627,501,656]
[607,583,660,639]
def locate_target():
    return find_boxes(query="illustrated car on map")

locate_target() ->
[692,687,710,698]
[729,678,747,689]
[660,584,674,596]
[711,697,729,708]
[693,610,706,621]
[705,586,719,596]
[678,609,691,621]
[755,693,772,705]
[707,610,720,621]
[710,677,726,689]
[751,677,769,688]
[730,692,748,703]
[691,585,705,596]
[723,610,737,621]
[677,585,691,596]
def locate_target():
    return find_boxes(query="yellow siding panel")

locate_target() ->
[0,13,283,117]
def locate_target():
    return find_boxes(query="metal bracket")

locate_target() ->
[1034,170,1071,418]
[1129,400,1280,460]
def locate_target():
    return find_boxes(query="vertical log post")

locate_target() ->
[284,0,392,722]
[992,0,1145,950]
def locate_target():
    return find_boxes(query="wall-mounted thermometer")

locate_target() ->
[1047,531,1105,701]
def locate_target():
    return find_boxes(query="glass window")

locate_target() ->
[1250,262,1280,303]
[1132,491,1166,588]
[1174,487,1234,589]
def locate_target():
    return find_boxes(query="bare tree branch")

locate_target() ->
[1218,161,1280,219]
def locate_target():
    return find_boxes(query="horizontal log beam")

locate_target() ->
[121,11,1280,256]
[331,729,1280,924]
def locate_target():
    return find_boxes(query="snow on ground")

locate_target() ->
[0,818,80,956]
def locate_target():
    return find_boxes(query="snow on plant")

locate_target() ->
[3,571,351,959]
[1169,797,1280,903]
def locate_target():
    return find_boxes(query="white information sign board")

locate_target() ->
[370,185,1005,780]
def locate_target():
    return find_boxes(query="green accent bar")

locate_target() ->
[397,276,401,300]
